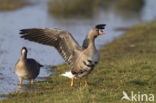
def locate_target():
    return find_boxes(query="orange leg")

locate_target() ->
[84,78,88,87]
[19,79,23,85]
[71,77,75,87]
[30,79,34,85]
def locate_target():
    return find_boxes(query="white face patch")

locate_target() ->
[22,49,26,54]
[99,29,104,32]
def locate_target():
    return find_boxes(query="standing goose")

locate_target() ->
[19,24,106,87]
[15,47,42,85]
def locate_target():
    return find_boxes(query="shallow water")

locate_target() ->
[0,0,155,96]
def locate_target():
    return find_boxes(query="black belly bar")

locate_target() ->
[83,61,95,68]
[72,60,97,77]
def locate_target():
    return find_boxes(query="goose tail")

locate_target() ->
[61,71,73,79]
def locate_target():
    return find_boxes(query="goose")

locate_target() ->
[15,47,42,85]
[19,24,106,87]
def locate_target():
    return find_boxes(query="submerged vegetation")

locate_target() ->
[0,0,27,11]
[1,20,156,103]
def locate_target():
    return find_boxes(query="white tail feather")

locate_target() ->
[61,71,73,79]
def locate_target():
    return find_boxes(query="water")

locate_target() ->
[0,0,156,96]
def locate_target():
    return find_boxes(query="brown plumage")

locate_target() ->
[15,47,42,85]
[19,24,106,87]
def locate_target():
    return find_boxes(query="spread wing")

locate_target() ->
[20,28,82,67]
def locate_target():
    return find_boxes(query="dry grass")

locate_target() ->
[48,0,144,18]
[48,0,99,18]
[0,0,27,11]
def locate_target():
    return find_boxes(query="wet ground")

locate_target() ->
[0,0,156,96]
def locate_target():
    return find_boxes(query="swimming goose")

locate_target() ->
[15,47,42,85]
[19,24,106,87]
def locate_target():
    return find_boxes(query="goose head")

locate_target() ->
[95,24,106,35]
[88,24,106,39]
[21,47,27,57]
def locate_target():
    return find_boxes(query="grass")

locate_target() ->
[0,0,27,11]
[115,0,144,12]
[1,20,156,103]
[48,0,144,18]
[114,0,144,18]
[48,0,99,18]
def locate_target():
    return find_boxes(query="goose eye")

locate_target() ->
[99,29,103,32]
[99,29,104,35]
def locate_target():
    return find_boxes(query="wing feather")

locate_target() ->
[20,28,82,67]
